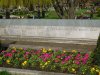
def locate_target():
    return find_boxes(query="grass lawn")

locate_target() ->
[44,11,59,19]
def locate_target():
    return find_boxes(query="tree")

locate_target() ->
[0,0,23,19]
[51,0,80,19]
[32,0,52,18]
[0,0,52,19]
[0,0,10,18]
[51,0,93,19]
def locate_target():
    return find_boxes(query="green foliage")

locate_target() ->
[0,71,11,75]
[92,34,100,66]
[44,11,59,19]
[96,8,100,17]
[0,0,52,8]
[0,0,18,8]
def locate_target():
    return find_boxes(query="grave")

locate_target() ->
[0,19,100,52]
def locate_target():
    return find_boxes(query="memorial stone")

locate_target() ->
[0,19,100,51]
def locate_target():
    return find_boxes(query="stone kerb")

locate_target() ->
[0,67,75,75]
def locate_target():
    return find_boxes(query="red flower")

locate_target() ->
[4,53,12,57]
[61,61,65,64]
[55,59,59,63]
[74,60,80,65]
[12,50,16,53]
[56,55,61,59]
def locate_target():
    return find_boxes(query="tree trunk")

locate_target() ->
[41,6,46,18]
[37,6,41,19]
[68,1,75,19]
[68,8,75,19]
[52,0,67,19]
[52,0,80,19]
[5,9,10,19]
[42,10,45,18]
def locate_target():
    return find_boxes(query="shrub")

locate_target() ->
[0,71,11,75]
[96,8,100,17]
[92,34,100,66]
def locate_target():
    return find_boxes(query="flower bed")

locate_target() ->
[0,47,100,75]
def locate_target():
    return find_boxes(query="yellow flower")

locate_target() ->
[22,63,25,66]
[20,48,23,50]
[42,65,45,68]
[72,68,75,72]
[44,62,48,65]
[22,61,27,66]
[0,57,2,60]
[72,50,77,53]
[6,60,10,64]
[43,48,47,53]
[99,72,100,75]
[96,69,99,72]
[63,50,66,53]
[48,48,52,51]
[12,47,16,49]
[92,68,95,70]
[24,61,27,64]
[12,47,16,50]
[91,68,95,72]
[47,61,50,63]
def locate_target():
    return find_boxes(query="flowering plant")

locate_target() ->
[0,47,100,75]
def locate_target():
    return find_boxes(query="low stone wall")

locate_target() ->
[0,19,100,50]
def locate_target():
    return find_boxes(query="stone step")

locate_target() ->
[9,42,94,53]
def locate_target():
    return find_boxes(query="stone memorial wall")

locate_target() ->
[0,19,100,45]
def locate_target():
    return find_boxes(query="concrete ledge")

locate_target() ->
[0,67,75,75]
[0,35,97,45]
